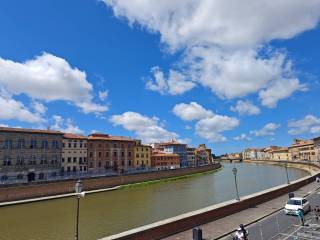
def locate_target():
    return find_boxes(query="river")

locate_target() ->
[0,162,309,240]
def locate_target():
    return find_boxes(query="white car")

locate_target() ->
[284,197,311,215]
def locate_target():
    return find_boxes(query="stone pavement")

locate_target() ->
[164,181,320,240]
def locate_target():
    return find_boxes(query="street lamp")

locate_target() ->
[75,179,85,240]
[284,163,290,185]
[232,167,240,201]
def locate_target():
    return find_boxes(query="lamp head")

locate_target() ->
[75,179,83,194]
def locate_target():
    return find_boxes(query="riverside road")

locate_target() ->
[220,182,320,240]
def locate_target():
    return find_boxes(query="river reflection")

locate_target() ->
[0,162,308,240]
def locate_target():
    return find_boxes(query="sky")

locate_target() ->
[0,0,320,155]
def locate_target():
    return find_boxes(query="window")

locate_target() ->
[80,143,83,148]
[98,152,102,158]
[52,140,59,149]
[121,151,124,157]
[141,154,144,158]
[74,143,77,148]
[114,143,117,148]
[98,162,101,167]
[29,156,37,165]
[39,173,45,180]
[121,144,124,148]
[5,139,13,149]
[42,140,48,149]
[136,154,139,158]
[62,143,65,148]
[68,157,71,163]
[73,166,76,172]
[84,166,87,171]
[128,160,131,166]
[67,167,71,172]
[146,154,148,158]
[106,152,109,157]
[73,157,77,163]
[40,155,47,165]
[16,156,24,166]
[62,158,65,163]
[84,157,87,163]
[89,152,93,158]
[79,157,83,164]
[1,175,8,181]
[30,140,37,149]
[3,156,11,166]
[68,143,72,148]
[99,144,102,148]
[17,139,25,149]
[113,151,117,157]
[90,162,93,168]
[128,152,131,157]
[121,160,124,166]
[80,166,83,171]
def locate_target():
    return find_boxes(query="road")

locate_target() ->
[221,185,320,240]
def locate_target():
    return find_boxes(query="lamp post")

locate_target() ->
[232,167,240,201]
[75,179,84,240]
[284,163,290,184]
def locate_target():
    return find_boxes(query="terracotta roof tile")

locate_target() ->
[63,133,87,140]
[0,127,63,135]
[88,133,134,142]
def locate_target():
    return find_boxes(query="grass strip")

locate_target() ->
[120,166,223,189]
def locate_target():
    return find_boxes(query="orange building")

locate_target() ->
[151,151,180,170]
[87,133,134,174]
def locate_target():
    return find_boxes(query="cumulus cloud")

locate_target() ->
[230,100,260,116]
[99,90,109,101]
[0,123,9,127]
[146,67,195,95]
[110,111,178,143]
[288,115,320,135]
[259,78,306,108]
[51,115,84,134]
[0,95,44,123]
[0,53,108,114]
[195,115,240,142]
[251,123,280,137]
[173,101,239,142]
[173,102,213,121]
[104,0,319,104]
[233,134,252,141]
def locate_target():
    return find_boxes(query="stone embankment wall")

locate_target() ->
[101,161,320,240]
[0,164,221,203]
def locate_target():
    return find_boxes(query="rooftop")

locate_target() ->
[88,133,134,142]
[0,127,63,135]
[63,133,87,140]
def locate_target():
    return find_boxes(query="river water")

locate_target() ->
[0,162,308,240]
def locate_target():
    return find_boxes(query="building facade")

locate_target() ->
[242,148,257,160]
[187,147,196,167]
[289,139,316,161]
[0,127,63,184]
[87,133,134,174]
[272,147,291,161]
[156,141,188,167]
[61,133,88,174]
[195,144,212,166]
[151,150,180,170]
[314,137,320,162]
[133,140,152,169]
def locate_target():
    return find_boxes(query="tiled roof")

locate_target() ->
[63,133,87,140]
[88,133,134,142]
[157,141,187,146]
[290,139,314,148]
[0,127,63,135]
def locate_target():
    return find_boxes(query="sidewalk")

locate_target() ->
[164,181,320,240]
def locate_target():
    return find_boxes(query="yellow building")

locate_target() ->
[289,139,316,161]
[272,147,291,161]
[133,140,152,169]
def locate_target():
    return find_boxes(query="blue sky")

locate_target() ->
[0,0,320,155]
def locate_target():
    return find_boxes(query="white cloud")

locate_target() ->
[259,78,306,108]
[230,100,260,116]
[0,123,9,127]
[146,67,195,95]
[195,115,239,142]
[99,90,109,101]
[110,111,178,143]
[104,0,319,104]
[173,102,213,121]
[233,134,252,141]
[51,115,84,134]
[251,123,280,137]
[0,95,44,123]
[288,115,320,135]
[0,53,108,114]
[185,125,192,130]
[31,100,47,115]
